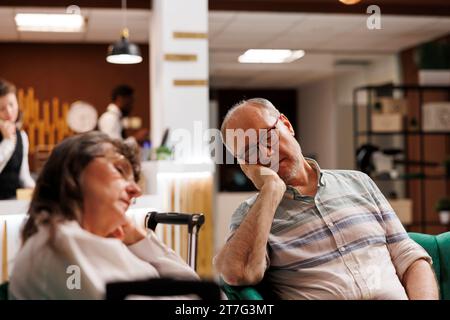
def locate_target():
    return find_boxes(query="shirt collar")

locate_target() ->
[107,103,122,117]
[305,157,325,187]
[284,157,325,200]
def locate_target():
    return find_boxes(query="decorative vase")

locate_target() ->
[439,210,450,225]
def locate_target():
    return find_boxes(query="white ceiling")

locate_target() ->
[208,11,450,87]
[1,7,449,87]
[0,7,150,43]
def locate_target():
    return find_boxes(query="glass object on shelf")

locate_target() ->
[140,141,152,161]
[435,197,450,225]
[409,117,420,131]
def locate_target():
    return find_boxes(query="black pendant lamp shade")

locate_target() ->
[107,28,142,64]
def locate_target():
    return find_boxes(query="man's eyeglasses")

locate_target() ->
[237,115,281,163]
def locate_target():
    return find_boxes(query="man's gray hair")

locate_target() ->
[220,98,281,141]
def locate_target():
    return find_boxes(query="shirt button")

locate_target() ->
[327,222,334,227]
[339,246,346,252]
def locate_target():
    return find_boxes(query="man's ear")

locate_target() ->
[280,113,295,136]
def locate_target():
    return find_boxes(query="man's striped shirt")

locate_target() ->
[229,158,431,300]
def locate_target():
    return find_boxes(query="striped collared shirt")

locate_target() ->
[229,158,431,300]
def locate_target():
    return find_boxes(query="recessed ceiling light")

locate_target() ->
[238,49,305,64]
[15,13,85,32]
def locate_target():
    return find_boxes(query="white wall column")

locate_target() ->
[150,0,209,161]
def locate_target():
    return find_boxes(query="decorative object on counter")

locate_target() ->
[155,128,172,160]
[155,146,172,160]
[122,116,142,130]
[140,141,152,161]
[67,101,98,133]
[422,102,450,132]
[435,197,450,225]
[106,0,142,64]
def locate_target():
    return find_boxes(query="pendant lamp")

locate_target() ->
[106,0,142,64]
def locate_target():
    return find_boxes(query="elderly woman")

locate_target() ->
[9,131,198,299]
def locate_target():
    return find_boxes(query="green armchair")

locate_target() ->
[222,232,450,300]
[409,232,450,300]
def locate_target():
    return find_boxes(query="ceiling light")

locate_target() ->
[238,49,305,64]
[15,13,85,32]
[107,28,143,64]
[339,0,362,5]
[107,0,142,65]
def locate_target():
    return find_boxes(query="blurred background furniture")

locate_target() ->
[354,84,450,233]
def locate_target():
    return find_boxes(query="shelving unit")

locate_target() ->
[353,84,450,234]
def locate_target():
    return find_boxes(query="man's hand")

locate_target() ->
[240,163,286,192]
[0,120,16,140]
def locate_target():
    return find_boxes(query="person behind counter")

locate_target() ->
[9,131,198,299]
[0,79,35,200]
[98,84,148,145]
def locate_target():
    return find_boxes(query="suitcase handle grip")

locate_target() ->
[145,211,205,233]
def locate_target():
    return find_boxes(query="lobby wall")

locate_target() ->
[0,42,150,130]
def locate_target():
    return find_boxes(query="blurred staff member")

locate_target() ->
[98,84,148,145]
[0,79,35,200]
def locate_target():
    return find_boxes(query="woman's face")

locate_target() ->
[80,143,141,239]
[0,93,19,122]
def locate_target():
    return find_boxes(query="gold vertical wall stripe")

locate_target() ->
[2,221,8,283]
[164,54,197,62]
[173,80,208,87]
[19,88,74,162]
[173,32,207,39]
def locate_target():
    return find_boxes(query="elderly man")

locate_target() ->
[214,98,438,300]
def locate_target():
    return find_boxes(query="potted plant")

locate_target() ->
[155,145,172,160]
[435,197,450,225]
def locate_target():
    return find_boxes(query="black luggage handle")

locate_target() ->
[144,211,205,270]
[145,211,205,233]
